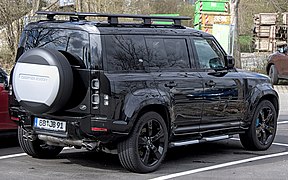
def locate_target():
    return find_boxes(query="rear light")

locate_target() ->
[91,127,108,132]
[91,79,100,109]
[92,94,100,105]
[104,94,109,106]
[91,79,99,89]
[11,116,20,121]
[9,85,13,95]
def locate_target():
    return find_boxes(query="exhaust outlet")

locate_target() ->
[82,142,98,151]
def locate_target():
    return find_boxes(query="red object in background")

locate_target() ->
[0,68,17,131]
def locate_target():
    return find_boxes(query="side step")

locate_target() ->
[169,135,232,148]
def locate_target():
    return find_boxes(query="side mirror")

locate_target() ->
[209,57,225,71]
[225,55,235,69]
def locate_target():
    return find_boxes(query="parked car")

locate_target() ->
[0,67,17,131]
[266,46,288,85]
[10,11,279,173]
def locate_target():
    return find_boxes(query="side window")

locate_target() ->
[146,37,190,71]
[193,38,225,69]
[105,35,147,72]
[24,28,90,68]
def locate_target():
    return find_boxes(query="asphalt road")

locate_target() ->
[1,86,288,180]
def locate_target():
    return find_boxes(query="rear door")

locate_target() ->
[145,36,203,136]
[191,37,244,133]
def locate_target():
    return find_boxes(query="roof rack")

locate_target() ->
[36,11,191,26]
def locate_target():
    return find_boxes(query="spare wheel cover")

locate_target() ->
[12,48,73,114]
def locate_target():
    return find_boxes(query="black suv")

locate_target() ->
[10,11,279,173]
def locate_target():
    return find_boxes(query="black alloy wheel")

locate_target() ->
[137,118,166,167]
[255,106,276,146]
[240,100,277,150]
[118,111,168,173]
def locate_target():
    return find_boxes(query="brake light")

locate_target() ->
[91,127,108,132]
[11,116,20,121]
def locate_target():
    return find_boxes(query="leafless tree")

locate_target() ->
[231,0,241,68]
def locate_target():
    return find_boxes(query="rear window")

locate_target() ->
[21,28,90,67]
[104,35,190,72]
[105,35,148,72]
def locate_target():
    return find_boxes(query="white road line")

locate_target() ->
[0,147,73,161]
[151,139,288,180]
[150,151,288,180]
[0,153,27,160]
[231,138,288,147]
[277,121,288,124]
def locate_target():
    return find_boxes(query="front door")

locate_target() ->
[191,37,244,133]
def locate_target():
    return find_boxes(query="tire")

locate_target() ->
[269,65,279,85]
[240,100,277,151]
[117,112,168,173]
[12,48,73,114]
[18,126,63,158]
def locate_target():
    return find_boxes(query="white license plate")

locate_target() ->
[34,117,66,132]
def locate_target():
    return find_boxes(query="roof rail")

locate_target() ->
[36,11,191,26]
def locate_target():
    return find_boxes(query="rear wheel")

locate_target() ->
[117,112,168,173]
[269,65,279,85]
[240,100,277,150]
[18,126,63,158]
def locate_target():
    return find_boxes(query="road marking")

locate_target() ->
[0,153,27,160]
[277,121,288,124]
[150,151,288,180]
[151,139,288,180]
[231,138,288,147]
[0,147,73,161]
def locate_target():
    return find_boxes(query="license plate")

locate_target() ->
[34,117,66,132]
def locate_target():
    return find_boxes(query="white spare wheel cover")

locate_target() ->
[12,48,73,114]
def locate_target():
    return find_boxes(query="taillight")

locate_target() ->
[91,79,99,89]
[91,79,99,109]
[9,84,13,95]
[103,94,109,106]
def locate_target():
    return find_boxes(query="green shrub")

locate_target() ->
[239,35,253,53]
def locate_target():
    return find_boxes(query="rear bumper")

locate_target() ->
[9,107,129,143]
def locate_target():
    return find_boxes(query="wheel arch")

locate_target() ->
[242,86,279,129]
[135,104,171,135]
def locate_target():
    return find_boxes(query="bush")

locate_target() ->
[239,35,253,53]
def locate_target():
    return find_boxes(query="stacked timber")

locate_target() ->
[253,13,277,52]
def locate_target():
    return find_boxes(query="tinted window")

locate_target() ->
[23,28,90,67]
[193,38,225,69]
[105,35,148,72]
[146,38,190,71]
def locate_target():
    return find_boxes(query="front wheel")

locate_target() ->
[269,65,279,85]
[117,112,168,173]
[240,100,277,150]
[18,126,63,158]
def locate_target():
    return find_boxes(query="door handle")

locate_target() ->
[205,80,216,87]
[165,81,177,88]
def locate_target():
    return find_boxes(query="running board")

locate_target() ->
[169,135,232,148]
